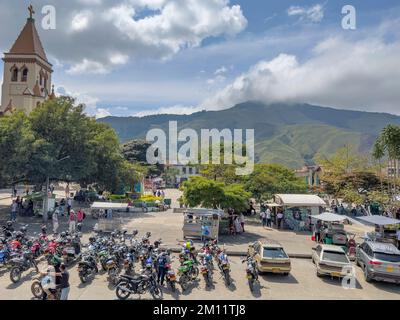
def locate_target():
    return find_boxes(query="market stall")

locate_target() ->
[358,215,400,246]
[182,208,223,240]
[310,212,349,245]
[272,194,327,231]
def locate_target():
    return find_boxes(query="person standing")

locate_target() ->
[396,228,400,250]
[69,210,76,234]
[260,210,267,228]
[239,212,245,232]
[52,210,59,234]
[277,211,284,230]
[65,183,70,199]
[59,199,66,217]
[156,252,168,286]
[11,200,18,222]
[58,264,70,300]
[234,216,242,234]
[266,207,272,227]
[67,198,72,215]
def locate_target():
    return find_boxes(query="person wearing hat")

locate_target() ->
[69,210,76,234]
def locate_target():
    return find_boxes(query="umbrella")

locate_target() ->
[309,212,348,222]
[358,215,400,226]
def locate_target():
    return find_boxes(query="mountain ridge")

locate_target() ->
[99,102,400,168]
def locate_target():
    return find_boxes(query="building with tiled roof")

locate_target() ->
[1,5,53,115]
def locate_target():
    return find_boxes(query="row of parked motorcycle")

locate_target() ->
[1,221,260,300]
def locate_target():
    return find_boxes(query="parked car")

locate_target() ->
[312,244,352,278]
[247,241,291,275]
[356,241,400,284]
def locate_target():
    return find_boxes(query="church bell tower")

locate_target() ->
[1,5,53,115]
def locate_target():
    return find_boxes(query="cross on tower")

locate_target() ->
[28,4,35,19]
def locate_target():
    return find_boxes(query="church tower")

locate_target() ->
[0,5,53,115]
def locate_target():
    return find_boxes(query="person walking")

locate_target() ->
[57,264,70,300]
[11,200,18,222]
[65,183,70,199]
[59,198,66,217]
[260,210,267,228]
[266,207,272,227]
[52,210,59,234]
[277,211,284,230]
[239,212,245,232]
[69,210,76,234]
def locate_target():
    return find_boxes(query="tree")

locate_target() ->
[0,97,142,193]
[122,139,164,176]
[180,176,250,212]
[244,164,308,203]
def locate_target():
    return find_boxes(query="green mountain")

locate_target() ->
[99,102,400,168]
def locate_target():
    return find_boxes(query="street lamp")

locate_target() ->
[43,156,71,222]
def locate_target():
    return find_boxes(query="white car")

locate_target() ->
[312,244,353,278]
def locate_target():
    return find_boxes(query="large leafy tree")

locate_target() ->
[0,97,141,193]
[244,164,308,203]
[181,176,250,212]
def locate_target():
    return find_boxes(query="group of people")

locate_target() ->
[51,202,86,235]
[10,196,34,221]
[227,209,245,235]
[153,189,165,198]
[259,205,284,229]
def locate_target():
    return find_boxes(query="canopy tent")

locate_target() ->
[309,212,347,222]
[274,194,327,207]
[91,202,128,210]
[266,203,281,207]
[358,215,400,226]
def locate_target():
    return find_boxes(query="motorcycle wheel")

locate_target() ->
[150,284,163,300]
[179,275,189,292]
[169,281,176,292]
[248,278,255,292]
[224,270,231,286]
[10,267,22,283]
[115,281,131,300]
[31,281,44,299]
[191,267,199,280]
[80,274,87,283]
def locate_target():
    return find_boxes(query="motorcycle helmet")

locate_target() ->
[41,225,47,233]
[20,226,27,233]
[89,237,95,243]
[6,221,13,228]
[60,232,66,238]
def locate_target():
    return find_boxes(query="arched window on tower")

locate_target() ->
[40,74,43,86]
[21,68,28,82]
[11,68,18,82]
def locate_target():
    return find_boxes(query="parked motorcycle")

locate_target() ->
[242,255,258,292]
[115,272,163,300]
[78,253,98,283]
[217,252,231,286]
[31,274,61,300]
[177,259,199,292]
[165,263,177,292]
[9,250,38,283]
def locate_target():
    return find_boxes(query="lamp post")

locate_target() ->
[43,156,70,222]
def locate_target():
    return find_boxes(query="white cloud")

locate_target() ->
[55,85,108,118]
[134,104,201,117]
[206,75,226,86]
[199,35,400,115]
[71,11,92,32]
[215,66,228,75]
[287,4,324,23]
[66,59,110,75]
[56,0,247,73]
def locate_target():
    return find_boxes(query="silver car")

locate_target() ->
[356,241,400,284]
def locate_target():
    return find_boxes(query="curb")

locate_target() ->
[168,247,313,259]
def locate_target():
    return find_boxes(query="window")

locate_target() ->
[263,247,288,259]
[322,250,349,263]
[40,74,43,86]
[182,167,187,174]
[373,252,400,263]
[189,167,193,174]
[11,68,18,82]
[21,68,28,82]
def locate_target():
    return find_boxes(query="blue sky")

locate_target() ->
[0,0,400,117]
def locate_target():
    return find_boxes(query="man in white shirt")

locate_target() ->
[277,212,284,229]
[67,198,72,215]
[266,208,272,227]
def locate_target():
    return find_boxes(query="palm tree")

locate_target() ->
[372,138,385,192]
[377,125,400,200]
